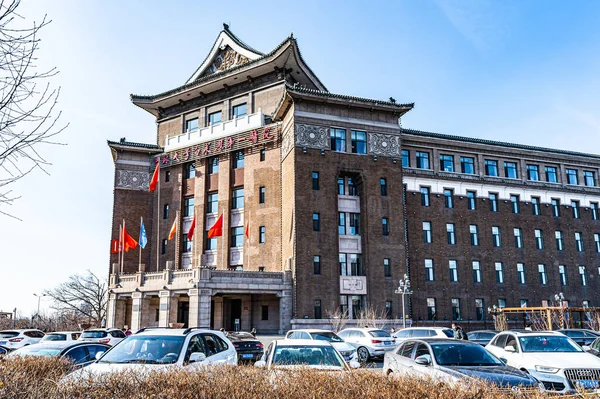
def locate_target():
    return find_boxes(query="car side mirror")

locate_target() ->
[504,345,516,353]
[94,351,105,360]
[582,346,591,352]
[254,360,266,368]
[499,357,507,364]
[415,355,431,366]
[189,352,206,363]
[349,361,361,369]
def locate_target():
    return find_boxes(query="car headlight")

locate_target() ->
[534,365,560,374]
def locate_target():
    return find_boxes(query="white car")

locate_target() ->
[255,339,359,371]
[285,329,357,362]
[63,328,237,380]
[78,328,126,346]
[486,331,600,394]
[392,327,454,342]
[40,331,82,343]
[0,329,44,350]
[337,328,396,362]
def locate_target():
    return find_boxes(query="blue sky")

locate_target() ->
[2,0,600,317]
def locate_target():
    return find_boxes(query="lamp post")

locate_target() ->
[395,274,413,329]
[33,293,46,329]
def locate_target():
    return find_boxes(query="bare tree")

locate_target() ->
[327,308,349,332]
[44,270,107,327]
[0,0,67,219]
[355,305,388,330]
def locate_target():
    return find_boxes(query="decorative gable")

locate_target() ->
[203,46,250,76]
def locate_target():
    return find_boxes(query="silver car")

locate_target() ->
[337,328,396,362]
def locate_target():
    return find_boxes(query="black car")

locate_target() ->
[7,341,110,368]
[228,332,264,363]
[557,329,600,347]
[466,330,498,346]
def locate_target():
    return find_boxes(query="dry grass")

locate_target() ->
[0,357,561,399]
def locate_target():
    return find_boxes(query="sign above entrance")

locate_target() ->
[340,276,367,295]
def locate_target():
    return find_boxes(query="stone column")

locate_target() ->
[278,290,293,334]
[158,290,171,327]
[106,294,117,328]
[199,289,212,328]
[188,288,200,327]
[131,292,143,331]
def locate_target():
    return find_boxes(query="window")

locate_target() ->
[337,177,344,195]
[262,305,269,321]
[401,150,410,167]
[575,232,584,251]
[556,231,564,251]
[467,191,476,210]
[425,259,434,281]
[347,177,358,196]
[444,189,454,208]
[538,264,547,285]
[514,228,523,248]
[339,254,362,276]
[475,299,484,321]
[380,178,387,196]
[208,111,222,125]
[460,157,475,174]
[382,218,389,236]
[580,265,588,286]
[572,200,580,219]
[385,301,393,319]
[531,197,540,216]
[495,262,504,284]
[207,156,219,174]
[595,234,600,252]
[566,168,578,185]
[484,160,498,176]
[545,166,558,183]
[520,299,528,308]
[313,256,321,274]
[185,162,196,179]
[349,213,360,236]
[206,192,218,213]
[423,221,432,243]
[259,226,265,243]
[470,225,479,246]
[427,298,436,320]
[310,172,319,190]
[259,186,265,204]
[232,188,244,209]
[416,151,430,169]
[440,154,454,172]
[492,226,501,247]
[314,300,322,319]
[498,299,506,308]
[313,213,320,232]
[165,170,170,183]
[184,197,194,217]
[421,187,430,206]
[591,202,598,220]
[504,162,518,179]
[510,195,520,214]
[185,118,198,132]
[446,223,456,245]
[472,261,481,283]
[330,128,346,152]
[205,233,217,250]
[351,130,367,154]
[232,103,247,118]
[535,229,544,250]
[163,204,169,219]
[183,233,192,253]
[517,263,526,284]
[489,193,498,212]
[547,199,561,219]
[230,227,244,247]
[585,171,596,187]
[161,239,167,255]
[451,298,461,320]
[338,212,346,235]
[559,265,568,286]
[232,150,244,168]
[526,165,539,181]
[449,260,458,282]
[384,258,391,278]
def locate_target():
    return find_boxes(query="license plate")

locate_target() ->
[384,341,392,345]
[575,380,600,389]
[242,354,254,359]
[0,341,6,345]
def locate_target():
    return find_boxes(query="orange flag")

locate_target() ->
[207,214,223,238]
[149,163,159,192]
[187,214,196,241]
[168,219,177,240]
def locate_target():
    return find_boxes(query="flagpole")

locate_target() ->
[156,165,160,272]
[221,213,225,270]
[118,224,122,274]
[121,219,125,274]
[246,215,250,270]
[139,216,143,270]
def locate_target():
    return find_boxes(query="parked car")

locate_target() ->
[63,328,237,381]
[78,328,126,346]
[0,346,8,356]
[8,342,110,368]
[383,338,541,392]
[255,339,359,371]
[285,329,356,362]
[587,337,600,357]
[0,329,44,350]
[227,331,264,362]
[392,327,454,342]
[40,331,82,343]
[557,329,600,347]
[337,328,396,362]
[486,330,600,394]
[466,330,498,346]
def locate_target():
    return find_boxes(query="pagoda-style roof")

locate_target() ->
[107,138,163,163]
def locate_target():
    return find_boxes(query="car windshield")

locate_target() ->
[368,330,390,338]
[0,332,19,338]
[10,346,62,357]
[81,331,107,339]
[311,332,344,343]
[272,345,345,368]
[431,343,504,367]
[442,329,454,338]
[42,334,66,341]
[479,332,497,339]
[519,336,582,352]
[98,336,185,364]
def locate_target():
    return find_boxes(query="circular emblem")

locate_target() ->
[382,141,388,147]
[309,133,316,139]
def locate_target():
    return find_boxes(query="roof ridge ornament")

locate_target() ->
[223,23,229,30]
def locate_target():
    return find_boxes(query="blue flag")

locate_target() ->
[139,219,148,249]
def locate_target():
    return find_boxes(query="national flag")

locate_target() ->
[149,162,159,192]
[207,213,223,238]
[168,218,177,240]
[139,218,148,249]
[123,220,138,252]
[245,218,249,239]
[110,239,120,254]
[187,214,196,241]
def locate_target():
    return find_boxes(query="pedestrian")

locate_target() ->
[124,325,132,336]
[390,327,396,334]
[451,323,467,340]
[251,328,257,337]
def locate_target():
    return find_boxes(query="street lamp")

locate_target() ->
[33,293,46,329]
[395,274,413,329]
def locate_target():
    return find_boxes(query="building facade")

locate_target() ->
[106,25,600,333]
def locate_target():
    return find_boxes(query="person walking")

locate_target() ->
[451,323,467,340]
[251,328,257,337]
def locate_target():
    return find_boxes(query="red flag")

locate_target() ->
[245,219,249,239]
[168,219,177,240]
[110,239,120,254]
[123,221,138,252]
[207,214,223,238]
[149,163,159,192]
[187,214,196,241]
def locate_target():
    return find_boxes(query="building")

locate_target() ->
[106,25,600,333]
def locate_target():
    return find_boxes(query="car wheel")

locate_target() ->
[357,346,370,363]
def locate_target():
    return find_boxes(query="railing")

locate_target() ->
[211,270,284,280]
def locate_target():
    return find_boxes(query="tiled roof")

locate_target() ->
[401,128,600,159]
[107,139,162,151]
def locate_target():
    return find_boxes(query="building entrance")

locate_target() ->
[224,298,242,331]
[177,301,189,327]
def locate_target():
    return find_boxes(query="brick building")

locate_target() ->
[106,25,600,333]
